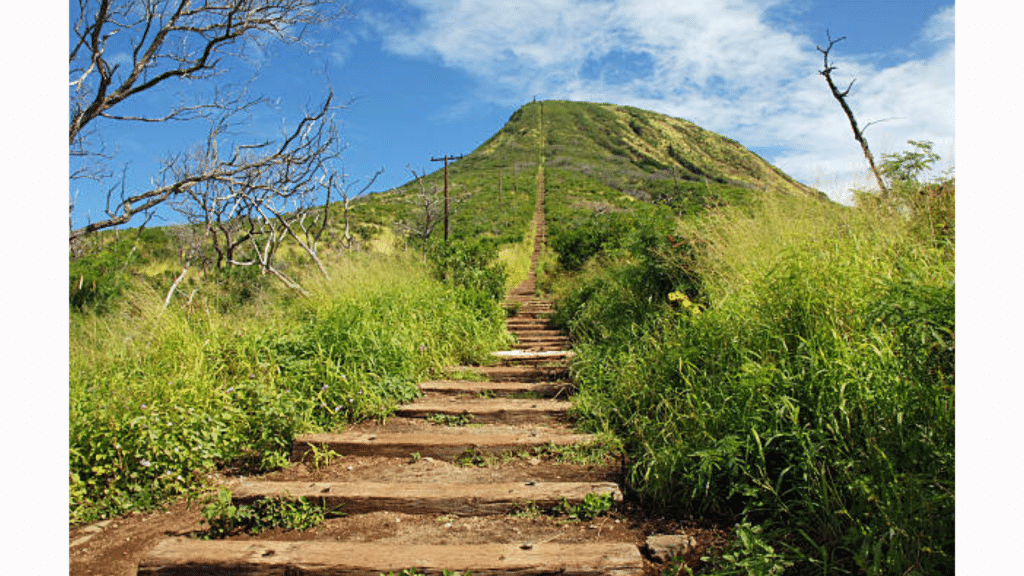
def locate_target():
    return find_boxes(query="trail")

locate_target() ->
[69,103,720,576]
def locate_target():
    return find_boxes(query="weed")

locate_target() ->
[701,523,793,576]
[538,435,621,465]
[660,558,695,576]
[426,412,475,427]
[555,492,614,521]
[506,391,548,400]
[509,502,543,518]
[454,448,490,468]
[380,565,471,569]
[551,190,954,573]
[69,253,512,523]
[200,487,326,538]
[306,444,342,472]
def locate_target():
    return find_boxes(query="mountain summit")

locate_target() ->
[474,100,823,205]
[374,100,825,246]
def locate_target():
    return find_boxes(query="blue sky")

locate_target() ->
[66,0,955,230]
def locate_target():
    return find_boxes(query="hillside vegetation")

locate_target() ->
[70,100,953,574]
[541,135,954,574]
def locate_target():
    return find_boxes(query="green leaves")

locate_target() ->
[200,488,327,539]
[555,193,954,573]
[881,140,941,184]
[69,255,511,523]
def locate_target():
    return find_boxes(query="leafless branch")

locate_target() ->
[816,30,888,195]
[332,166,383,250]
[394,166,445,248]
[69,0,344,242]
[164,93,344,292]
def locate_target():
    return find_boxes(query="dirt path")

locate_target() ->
[69,165,726,575]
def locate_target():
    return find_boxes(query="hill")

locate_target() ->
[358,100,824,248]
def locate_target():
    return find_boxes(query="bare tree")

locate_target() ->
[329,167,384,251]
[394,167,446,248]
[169,93,343,293]
[69,0,343,242]
[817,31,889,196]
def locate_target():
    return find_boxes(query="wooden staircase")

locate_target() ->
[136,168,643,575]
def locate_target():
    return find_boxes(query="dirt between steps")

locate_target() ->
[69,451,729,576]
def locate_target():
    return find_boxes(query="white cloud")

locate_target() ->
[366,1,954,203]
[923,5,955,43]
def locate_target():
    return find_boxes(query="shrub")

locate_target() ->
[557,194,954,574]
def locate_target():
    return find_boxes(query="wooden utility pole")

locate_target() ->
[430,154,465,243]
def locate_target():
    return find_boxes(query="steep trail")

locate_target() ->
[129,155,656,574]
[69,100,730,576]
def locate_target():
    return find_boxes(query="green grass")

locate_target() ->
[69,253,512,523]
[548,191,954,575]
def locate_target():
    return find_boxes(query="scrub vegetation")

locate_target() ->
[544,137,954,575]
[70,99,953,574]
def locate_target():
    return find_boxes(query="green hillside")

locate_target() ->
[371,100,824,247]
[70,99,952,574]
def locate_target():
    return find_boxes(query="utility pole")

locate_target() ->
[430,154,465,244]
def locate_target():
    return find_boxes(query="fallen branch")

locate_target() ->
[163,266,190,309]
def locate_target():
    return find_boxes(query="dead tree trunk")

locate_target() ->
[817,31,889,196]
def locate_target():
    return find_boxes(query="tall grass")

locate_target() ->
[497,225,536,292]
[70,253,511,523]
[555,194,954,574]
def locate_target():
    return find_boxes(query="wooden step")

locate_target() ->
[231,480,621,516]
[491,351,575,367]
[513,343,572,352]
[418,380,576,398]
[395,398,572,424]
[507,317,553,325]
[513,336,569,343]
[446,365,570,382]
[491,350,575,361]
[512,329,565,337]
[506,325,557,333]
[513,337,569,344]
[513,336,568,343]
[139,538,644,576]
[292,429,594,461]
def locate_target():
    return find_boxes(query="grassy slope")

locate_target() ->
[77,100,925,574]
[543,190,954,575]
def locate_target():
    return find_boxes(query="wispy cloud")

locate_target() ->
[922,5,955,43]
[365,0,954,202]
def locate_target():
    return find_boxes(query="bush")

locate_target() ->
[427,239,508,303]
[558,194,954,574]
[69,255,510,523]
[69,238,140,313]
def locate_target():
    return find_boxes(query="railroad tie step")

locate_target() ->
[418,380,576,398]
[395,397,572,424]
[445,365,570,382]
[492,349,575,359]
[511,329,565,337]
[138,539,644,576]
[491,351,575,367]
[512,343,572,352]
[231,479,622,516]
[506,318,555,326]
[292,429,595,461]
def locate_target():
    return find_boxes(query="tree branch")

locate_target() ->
[817,30,888,196]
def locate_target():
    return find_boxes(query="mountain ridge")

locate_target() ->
[381,100,826,238]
